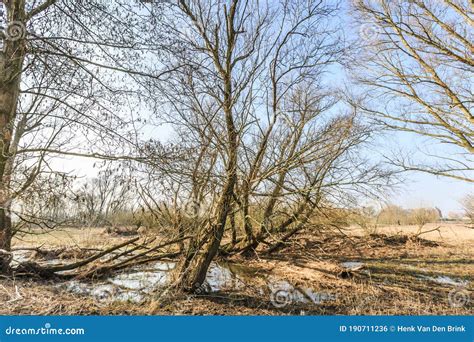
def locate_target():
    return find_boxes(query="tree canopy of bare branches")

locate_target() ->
[0,0,171,271]
[350,0,473,182]
[139,0,394,291]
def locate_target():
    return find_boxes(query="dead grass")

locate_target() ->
[13,227,126,250]
[1,223,472,315]
[351,222,474,244]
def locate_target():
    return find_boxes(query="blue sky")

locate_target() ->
[337,0,472,214]
[53,0,472,215]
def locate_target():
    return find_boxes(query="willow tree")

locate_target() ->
[148,0,392,291]
[0,0,169,272]
[351,0,473,182]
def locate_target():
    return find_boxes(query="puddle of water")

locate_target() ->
[420,275,469,286]
[11,250,72,268]
[62,261,177,303]
[109,271,168,290]
[205,263,246,292]
[340,261,364,270]
[59,261,253,304]
[59,259,335,306]
[340,261,469,288]
[11,250,33,267]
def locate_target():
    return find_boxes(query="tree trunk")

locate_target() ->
[175,168,236,290]
[176,89,238,291]
[230,207,237,246]
[240,188,255,245]
[0,209,12,272]
[0,0,27,272]
[173,0,240,291]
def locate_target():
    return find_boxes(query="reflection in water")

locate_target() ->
[62,261,176,303]
[340,261,364,269]
[419,275,469,286]
[60,261,257,304]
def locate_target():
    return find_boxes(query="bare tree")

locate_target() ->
[72,165,134,226]
[233,87,388,255]
[350,0,473,182]
[0,0,170,272]
[145,0,393,291]
[158,0,343,290]
[13,172,72,232]
[410,208,439,234]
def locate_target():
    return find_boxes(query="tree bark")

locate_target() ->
[230,206,237,246]
[173,0,240,291]
[0,0,27,272]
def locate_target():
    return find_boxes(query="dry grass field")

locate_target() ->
[0,222,471,315]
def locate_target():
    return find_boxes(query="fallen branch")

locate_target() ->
[78,252,180,279]
[413,226,441,238]
[46,237,140,272]
[92,236,189,272]
[106,237,157,263]
[10,235,190,280]
[13,237,140,277]
[265,225,304,254]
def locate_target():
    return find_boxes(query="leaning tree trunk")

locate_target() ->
[176,70,238,290]
[172,0,241,291]
[178,176,236,290]
[240,186,255,245]
[176,108,238,290]
[0,0,27,272]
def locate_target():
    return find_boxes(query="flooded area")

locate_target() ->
[10,249,261,303]
[10,250,33,267]
[340,260,471,288]
[55,260,263,304]
[53,259,336,305]
[9,250,472,308]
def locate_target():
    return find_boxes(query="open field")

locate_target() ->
[1,0,472,326]
[0,223,471,315]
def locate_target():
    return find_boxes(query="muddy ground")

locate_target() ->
[0,223,472,315]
